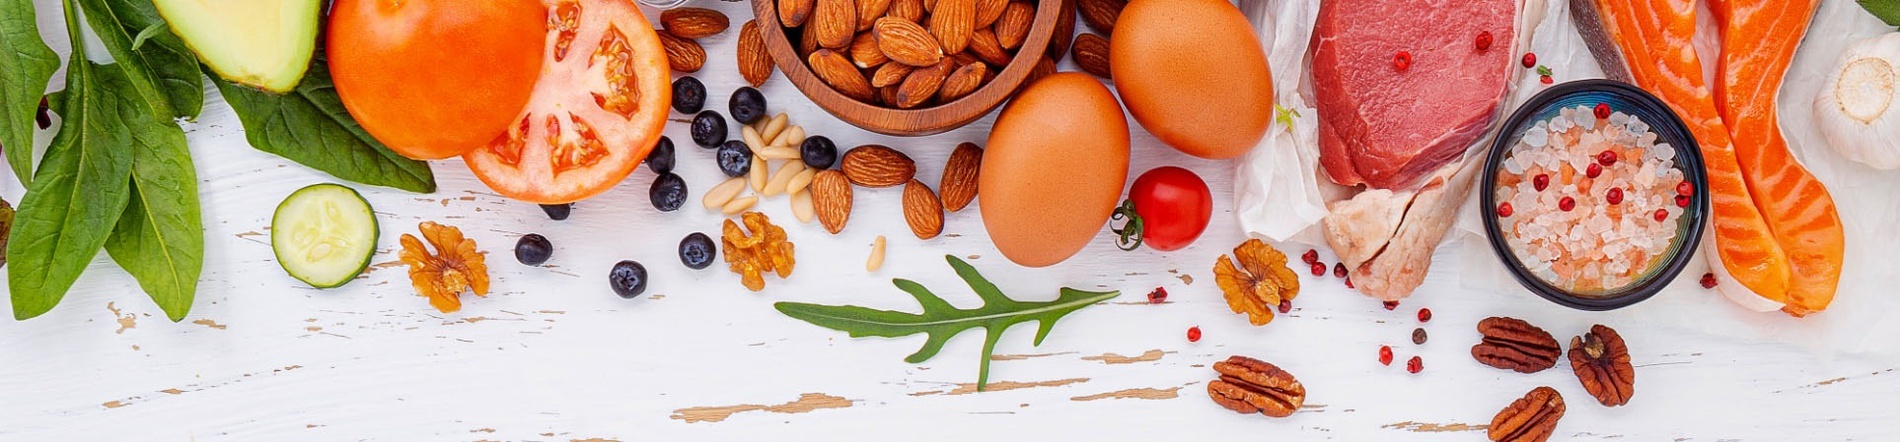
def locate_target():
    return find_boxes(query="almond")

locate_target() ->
[1072,33,1112,79]
[1048,0,1077,59]
[781,0,816,27]
[895,60,953,108]
[799,16,823,57]
[814,0,858,49]
[968,28,1011,67]
[888,0,925,22]
[928,0,975,53]
[849,32,889,68]
[738,20,774,87]
[994,1,1034,49]
[657,31,706,73]
[811,170,854,234]
[871,62,916,88]
[1077,0,1124,35]
[661,8,730,39]
[840,145,917,187]
[879,85,902,107]
[903,180,946,240]
[874,17,945,67]
[1027,55,1057,85]
[937,62,986,102]
[940,142,982,212]
[809,49,877,101]
[857,0,894,30]
[975,0,1007,28]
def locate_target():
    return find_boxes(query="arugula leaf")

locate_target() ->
[75,0,203,119]
[0,0,59,185]
[215,58,437,193]
[8,8,135,320]
[1861,0,1900,27]
[102,87,201,322]
[775,255,1119,391]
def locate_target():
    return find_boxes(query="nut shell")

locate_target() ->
[1471,317,1562,373]
[840,145,918,187]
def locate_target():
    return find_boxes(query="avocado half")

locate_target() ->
[154,0,322,93]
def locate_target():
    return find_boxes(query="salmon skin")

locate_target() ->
[1571,0,1795,307]
[1708,0,1843,316]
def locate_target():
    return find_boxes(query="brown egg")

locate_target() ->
[980,73,1131,267]
[1110,0,1274,159]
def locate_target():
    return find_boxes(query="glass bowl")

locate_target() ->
[1479,79,1710,311]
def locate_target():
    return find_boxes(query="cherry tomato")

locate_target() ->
[463,0,673,204]
[329,0,545,160]
[1114,166,1212,251]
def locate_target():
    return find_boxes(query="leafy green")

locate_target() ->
[215,58,437,193]
[8,9,135,320]
[775,255,1119,391]
[75,0,202,119]
[102,83,201,322]
[1863,0,1900,27]
[0,0,59,185]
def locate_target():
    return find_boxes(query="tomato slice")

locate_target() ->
[464,0,671,204]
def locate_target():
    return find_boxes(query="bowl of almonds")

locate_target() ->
[748,0,1073,136]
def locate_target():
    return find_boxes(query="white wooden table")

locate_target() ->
[3,0,1898,440]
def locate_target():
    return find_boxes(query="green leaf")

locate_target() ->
[775,255,1119,391]
[0,0,60,185]
[8,10,136,320]
[75,0,204,119]
[215,58,437,193]
[1861,0,1900,27]
[102,87,201,322]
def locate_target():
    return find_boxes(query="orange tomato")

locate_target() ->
[328,0,546,160]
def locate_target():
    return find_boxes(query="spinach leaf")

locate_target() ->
[1863,0,1900,27]
[775,255,1119,391]
[8,9,135,320]
[103,89,201,322]
[216,58,437,193]
[0,0,59,185]
[75,0,203,119]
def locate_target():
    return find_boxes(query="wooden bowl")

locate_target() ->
[749,0,1069,137]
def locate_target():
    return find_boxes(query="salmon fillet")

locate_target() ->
[1575,0,1793,304]
[1708,0,1844,316]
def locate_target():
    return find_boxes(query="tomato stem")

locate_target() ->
[1110,199,1144,251]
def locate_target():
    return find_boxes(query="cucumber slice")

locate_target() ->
[272,183,379,288]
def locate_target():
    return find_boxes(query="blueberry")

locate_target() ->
[679,232,716,270]
[800,136,838,170]
[672,77,706,114]
[646,136,676,174]
[691,110,728,148]
[539,203,571,220]
[649,172,687,212]
[609,260,648,299]
[717,140,752,177]
[515,234,552,265]
[729,87,767,125]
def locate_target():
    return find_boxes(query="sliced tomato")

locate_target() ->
[464,0,672,204]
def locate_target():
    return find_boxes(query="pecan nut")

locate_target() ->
[1206,356,1305,418]
[1471,317,1562,373]
[1569,324,1635,407]
[1488,386,1565,442]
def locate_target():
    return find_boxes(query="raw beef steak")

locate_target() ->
[1312,0,1518,190]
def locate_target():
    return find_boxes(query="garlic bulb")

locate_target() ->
[1815,33,1900,170]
